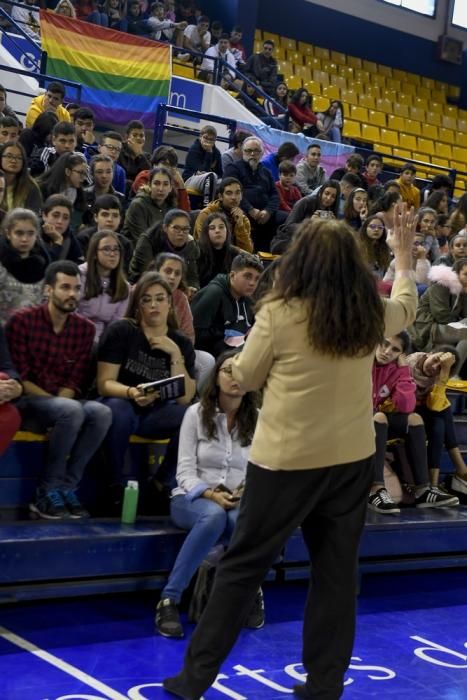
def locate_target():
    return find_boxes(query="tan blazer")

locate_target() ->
[232,277,417,471]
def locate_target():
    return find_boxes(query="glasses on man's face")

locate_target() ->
[103,144,121,153]
[71,169,87,178]
[98,245,120,255]
[2,153,23,162]
[219,365,233,376]
[169,225,190,234]
[140,294,169,306]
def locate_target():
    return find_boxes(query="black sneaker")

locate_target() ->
[368,488,400,514]
[415,486,460,509]
[293,684,312,699]
[244,588,265,629]
[62,490,90,519]
[30,490,69,519]
[155,598,184,638]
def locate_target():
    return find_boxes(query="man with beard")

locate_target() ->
[5,261,112,520]
[224,137,284,252]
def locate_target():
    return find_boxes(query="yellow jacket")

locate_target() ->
[232,276,417,471]
[395,178,420,210]
[194,200,253,253]
[25,95,71,128]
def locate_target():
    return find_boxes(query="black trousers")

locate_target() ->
[174,456,374,700]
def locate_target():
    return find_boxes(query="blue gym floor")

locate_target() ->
[1,570,467,699]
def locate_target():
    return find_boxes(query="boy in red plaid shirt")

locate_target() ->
[275,160,302,213]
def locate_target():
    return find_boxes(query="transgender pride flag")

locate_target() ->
[40,10,171,128]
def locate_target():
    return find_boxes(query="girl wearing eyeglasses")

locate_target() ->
[97,271,196,505]
[38,152,89,229]
[357,215,391,280]
[155,349,261,639]
[78,230,130,342]
[129,209,200,294]
[0,141,42,213]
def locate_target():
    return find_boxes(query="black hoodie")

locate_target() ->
[191,273,254,356]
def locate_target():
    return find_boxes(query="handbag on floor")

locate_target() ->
[188,559,217,623]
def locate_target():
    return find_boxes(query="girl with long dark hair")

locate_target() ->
[197,212,240,288]
[38,152,88,228]
[78,229,130,342]
[288,88,319,136]
[343,187,368,230]
[155,349,260,639]
[357,215,391,279]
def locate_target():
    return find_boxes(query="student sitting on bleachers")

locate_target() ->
[409,261,467,372]
[260,142,299,182]
[129,208,199,289]
[0,208,48,324]
[0,324,22,456]
[182,125,223,208]
[435,214,452,255]
[6,260,113,519]
[287,88,319,137]
[343,187,368,230]
[421,174,453,206]
[197,212,240,288]
[417,207,440,262]
[264,81,289,129]
[84,155,125,217]
[316,100,344,143]
[98,131,126,196]
[361,154,383,190]
[194,177,253,252]
[0,115,20,145]
[448,193,467,235]
[18,113,58,160]
[77,194,124,259]
[425,190,450,217]
[78,230,130,343]
[384,231,430,287]
[155,349,262,639]
[122,166,178,247]
[330,153,363,184]
[41,195,83,264]
[131,145,190,212]
[356,215,391,281]
[368,190,402,231]
[38,153,89,230]
[434,233,467,267]
[25,82,71,129]
[118,120,152,192]
[271,179,340,253]
[337,172,361,217]
[369,332,458,514]
[191,252,262,357]
[407,349,467,497]
[29,121,77,178]
[221,131,249,172]
[244,39,278,97]
[0,141,42,213]
[97,271,196,501]
[395,163,420,210]
[275,160,302,213]
[295,143,326,196]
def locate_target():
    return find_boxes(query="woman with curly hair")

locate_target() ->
[164,204,418,700]
[155,349,260,639]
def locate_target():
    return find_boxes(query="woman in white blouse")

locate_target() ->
[155,349,260,639]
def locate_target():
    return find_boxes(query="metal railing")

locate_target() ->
[153,102,237,155]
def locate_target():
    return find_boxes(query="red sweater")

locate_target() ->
[372,362,416,414]
[288,103,318,128]
[275,181,302,212]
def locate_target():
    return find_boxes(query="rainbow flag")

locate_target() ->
[39,10,171,128]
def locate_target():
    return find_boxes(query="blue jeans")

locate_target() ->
[162,495,239,603]
[17,396,112,492]
[329,126,341,143]
[100,397,188,487]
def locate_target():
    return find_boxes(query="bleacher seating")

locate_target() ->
[254,29,466,196]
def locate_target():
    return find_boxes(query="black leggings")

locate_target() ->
[374,413,429,486]
[416,405,458,470]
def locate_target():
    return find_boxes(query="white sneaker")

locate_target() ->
[451,474,467,495]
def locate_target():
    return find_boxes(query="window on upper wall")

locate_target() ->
[380,0,436,17]
[452,0,467,29]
